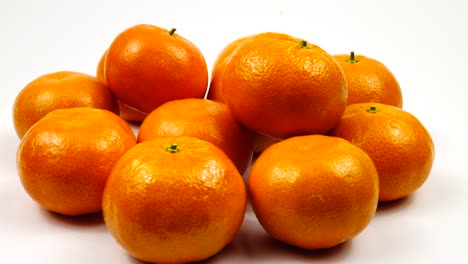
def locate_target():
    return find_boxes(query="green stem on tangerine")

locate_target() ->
[300,40,309,49]
[169,28,177,36]
[166,143,180,153]
[367,105,378,113]
[346,51,359,63]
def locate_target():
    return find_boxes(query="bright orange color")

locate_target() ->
[105,24,208,114]
[222,32,348,139]
[103,136,247,263]
[96,49,148,122]
[138,98,254,175]
[334,52,403,107]
[17,108,137,216]
[330,103,434,201]
[96,49,107,82]
[13,71,119,138]
[248,135,379,249]
[207,35,249,102]
[207,35,280,153]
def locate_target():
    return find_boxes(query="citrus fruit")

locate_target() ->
[222,32,348,139]
[248,135,379,249]
[13,71,119,138]
[330,103,434,201]
[334,52,403,107]
[207,35,280,153]
[96,49,107,82]
[96,49,148,122]
[105,24,208,114]
[137,98,253,175]
[102,136,247,263]
[207,35,250,102]
[17,107,136,216]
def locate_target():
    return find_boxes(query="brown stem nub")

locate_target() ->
[300,40,309,49]
[169,28,177,36]
[367,105,378,113]
[166,143,180,153]
[346,51,359,63]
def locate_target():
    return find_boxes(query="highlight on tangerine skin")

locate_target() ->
[221,32,348,139]
[13,71,119,138]
[248,135,379,250]
[105,24,209,114]
[330,103,435,201]
[102,136,247,263]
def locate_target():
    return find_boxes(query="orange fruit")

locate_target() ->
[17,107,136,216]
[13,71,119,138]
[137,98,254,175]
[207,35,280,153]
[330,103,434,201]
[207,35,250,102]
[96,49,107,82]
[105,24,208,114]
[248,135,379,249]
[222,32,347,139]
[334,52,403,107]
[96,49,148,123]
[102,136,247,263]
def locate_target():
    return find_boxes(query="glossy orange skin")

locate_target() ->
[334,53,403,107]
[96,49,148,122]
[138,98,254,175]
[222,32,347,139]
[17,108,136,216]
[13,71,119,138]
[248,135,379,249]
[207,36,250,102]
[96,49,107,82]
[330,103,434,201]
[105,24,208,114]
[103,136,247,263]
[207,35,280,153]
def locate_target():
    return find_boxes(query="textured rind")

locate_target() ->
[248,135,379,249]
[222,33,347,139]
[105,24,208,114]
[330,103,434,201]
[17,108,136,216]
[333,54,403,107]
[102,136,247,263]
[137,98,254,175]
[13,71,119,138]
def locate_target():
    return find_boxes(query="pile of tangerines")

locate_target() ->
[13,24,434,263]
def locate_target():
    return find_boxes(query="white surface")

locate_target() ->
[1,0,468,263]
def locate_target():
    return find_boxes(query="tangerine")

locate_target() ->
[17,107,136,216]
[334,52,403,107]
[330,103,434,201]
[105,24,208,114]
[103,136,246,263]
[248,135,379,249]
[222,32,347,139]
[138,98,254,175]
[13,71,118,138]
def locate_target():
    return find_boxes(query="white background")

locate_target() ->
[1,0,468,263]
